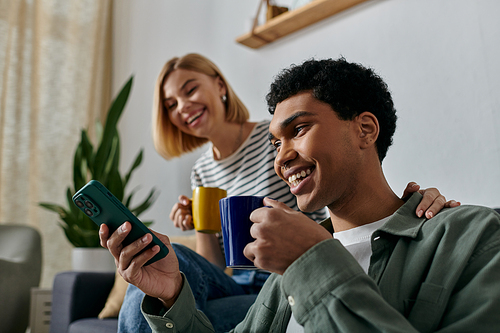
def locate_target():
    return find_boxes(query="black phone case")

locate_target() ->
[72,180,168,266]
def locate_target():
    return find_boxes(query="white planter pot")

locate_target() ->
[72,247,116,272]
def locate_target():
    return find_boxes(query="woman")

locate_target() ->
[118,53,458,333]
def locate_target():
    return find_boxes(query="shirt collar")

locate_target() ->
[320,192,426,239]
[378,192,427,239]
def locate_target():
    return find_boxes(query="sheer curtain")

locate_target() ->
[0,0,112,287]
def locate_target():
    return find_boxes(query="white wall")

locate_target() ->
[112,0,500,237]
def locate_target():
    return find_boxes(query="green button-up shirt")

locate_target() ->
[142,193,500,332]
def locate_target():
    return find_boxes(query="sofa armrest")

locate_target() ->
[49,271,115,333]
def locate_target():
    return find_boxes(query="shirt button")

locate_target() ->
[166,322,174,328]
[288,295,295,306]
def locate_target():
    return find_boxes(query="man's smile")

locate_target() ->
[288,168,312,187]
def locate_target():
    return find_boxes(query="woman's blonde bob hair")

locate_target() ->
[152,53,250,160]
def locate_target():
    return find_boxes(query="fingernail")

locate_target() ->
[142,234,149,242]
[427,211,434,218]
[417,210,423,217]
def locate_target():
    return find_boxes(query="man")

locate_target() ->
[101,58,500,332]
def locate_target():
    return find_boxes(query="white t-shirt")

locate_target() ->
[333,217,389,273]
[286,217,390,332]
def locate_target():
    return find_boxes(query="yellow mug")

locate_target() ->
[192,187,227,233]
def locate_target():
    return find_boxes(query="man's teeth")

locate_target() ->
[288,169,311,186]
[187,111,203,124]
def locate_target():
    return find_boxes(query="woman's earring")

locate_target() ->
[221,95,227,103]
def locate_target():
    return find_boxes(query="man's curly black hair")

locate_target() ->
[266,57,397,162]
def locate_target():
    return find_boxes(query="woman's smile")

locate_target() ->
[185,108,206,127]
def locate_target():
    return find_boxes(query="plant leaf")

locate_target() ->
[81,129,94,176]
[60,223,83,247]
[66,187,81,219]
[79,228,100,247]
[73,142,86,193]
[124,149,143,188]
[39,202,68,219]
[94,76,133,178]
[95,120,103,148]
[124,187,138,207]
[130,188,159,217]
[106,170,124,202]
[142,221,153,227]
[101,131,120,185]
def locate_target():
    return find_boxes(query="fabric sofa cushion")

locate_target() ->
[69,318,118,333]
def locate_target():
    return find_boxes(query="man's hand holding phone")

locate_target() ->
[99,222,183,309]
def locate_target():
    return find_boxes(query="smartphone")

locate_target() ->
[72,180,168,266]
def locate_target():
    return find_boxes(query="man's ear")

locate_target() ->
[356,112,379,149]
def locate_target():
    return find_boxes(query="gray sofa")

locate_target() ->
[0,224,42,333]
[50,271,117,333]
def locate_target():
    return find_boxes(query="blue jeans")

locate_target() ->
[118,243,268,333]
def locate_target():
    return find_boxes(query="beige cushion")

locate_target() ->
[98,234,198,319]
[97,270,129,318]
[170,234,197,251]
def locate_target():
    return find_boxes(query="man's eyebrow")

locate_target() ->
[280,111,315,130]
[268,111,315,142]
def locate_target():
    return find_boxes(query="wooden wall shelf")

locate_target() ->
[236,0,368,49]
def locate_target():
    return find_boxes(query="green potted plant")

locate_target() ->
[39,76,158,270]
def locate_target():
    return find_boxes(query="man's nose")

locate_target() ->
[275,141,297,170]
